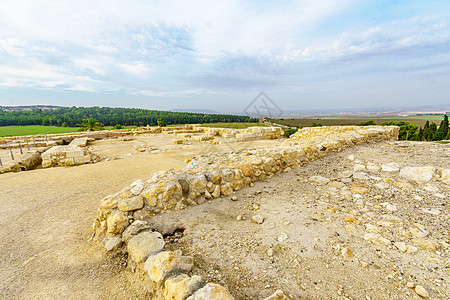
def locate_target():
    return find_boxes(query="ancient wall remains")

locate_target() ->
[91,125,399,300]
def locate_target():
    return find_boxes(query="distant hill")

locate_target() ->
[171,108,220,114]
[0,105,62,112]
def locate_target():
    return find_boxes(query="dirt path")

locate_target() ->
[0,150,187,299]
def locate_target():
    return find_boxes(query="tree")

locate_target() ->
[311,122,323,127]
[435,115,449,141]
[356,120,376,126]
[382,121,418,140]
[284,128,298,138]
[79,118,104,131]
[115,124,122,129]
[157,118,166,127]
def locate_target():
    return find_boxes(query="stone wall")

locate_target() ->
[41,138,98,168]
[91,125,398,300]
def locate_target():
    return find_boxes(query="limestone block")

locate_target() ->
[65,149,85,158]
[164,274,203,300]
[127,231,165,263]
[220,183,233,196]
[68,137,88,147]
[99,195,119,210]
[106,210,129,234]
[146,250,193,283]
[186,283,234,300]
[118,196,144,212]
[73,155,91,165]
[163,181,182,202]
[122,220,151,243]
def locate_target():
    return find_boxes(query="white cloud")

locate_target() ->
[118,62,151,75]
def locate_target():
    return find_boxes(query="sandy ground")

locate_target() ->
[0,134,280,299]
[1,134,449,299]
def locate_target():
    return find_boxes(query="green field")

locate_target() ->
[275,115,446,128]
[0,126,80,137]
[200,122,268,129]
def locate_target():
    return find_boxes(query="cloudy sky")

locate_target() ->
[0,0,449,114]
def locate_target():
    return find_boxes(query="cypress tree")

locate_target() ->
[436,115,449,141]
[423,121,430,141]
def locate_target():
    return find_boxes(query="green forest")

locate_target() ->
[0,106,257,127]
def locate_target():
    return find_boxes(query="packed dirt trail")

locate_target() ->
[0,150,188,299]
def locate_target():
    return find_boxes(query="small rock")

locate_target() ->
[353,164,366,172]
[252,215,265,224]
[353,172,370,180]
[381,163,400,172]
[231,196,238,201]
[344,216,356,223]
[341,247,354,258]
[367,163,380,171]
[393,242,407,253]
[421,208,440,215]
[277,232,288,242]
[375,182,390,189]
[406,282,414,288]
[263,290,287,300]
[414,285,429,298]
[412,238,440,252]
[310,175,330,185]
[104,237,122,252]
[381,202,397,212]
[399,166,435,183]
[267,248,274,257]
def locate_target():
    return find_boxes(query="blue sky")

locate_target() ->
[0,0,449,114]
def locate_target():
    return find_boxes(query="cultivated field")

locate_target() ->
[275,115,445,128]
[0,126,79,137]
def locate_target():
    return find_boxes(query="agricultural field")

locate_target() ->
[200,122,267,129]
[274,115,446,128]
[0,126,80,137]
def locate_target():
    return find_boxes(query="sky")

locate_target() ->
[0,0,449,115]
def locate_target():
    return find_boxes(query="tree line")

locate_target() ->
[0,106,257,127]
[357,115,449,141]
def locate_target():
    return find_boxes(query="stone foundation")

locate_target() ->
[92,125,398,300]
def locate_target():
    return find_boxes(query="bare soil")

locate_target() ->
[1,134,449,299]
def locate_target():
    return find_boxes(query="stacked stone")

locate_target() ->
[94,126,398,245]
[41,137,94,167]
[92,125,398,299]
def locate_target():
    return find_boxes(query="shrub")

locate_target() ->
[284,128,298,138]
